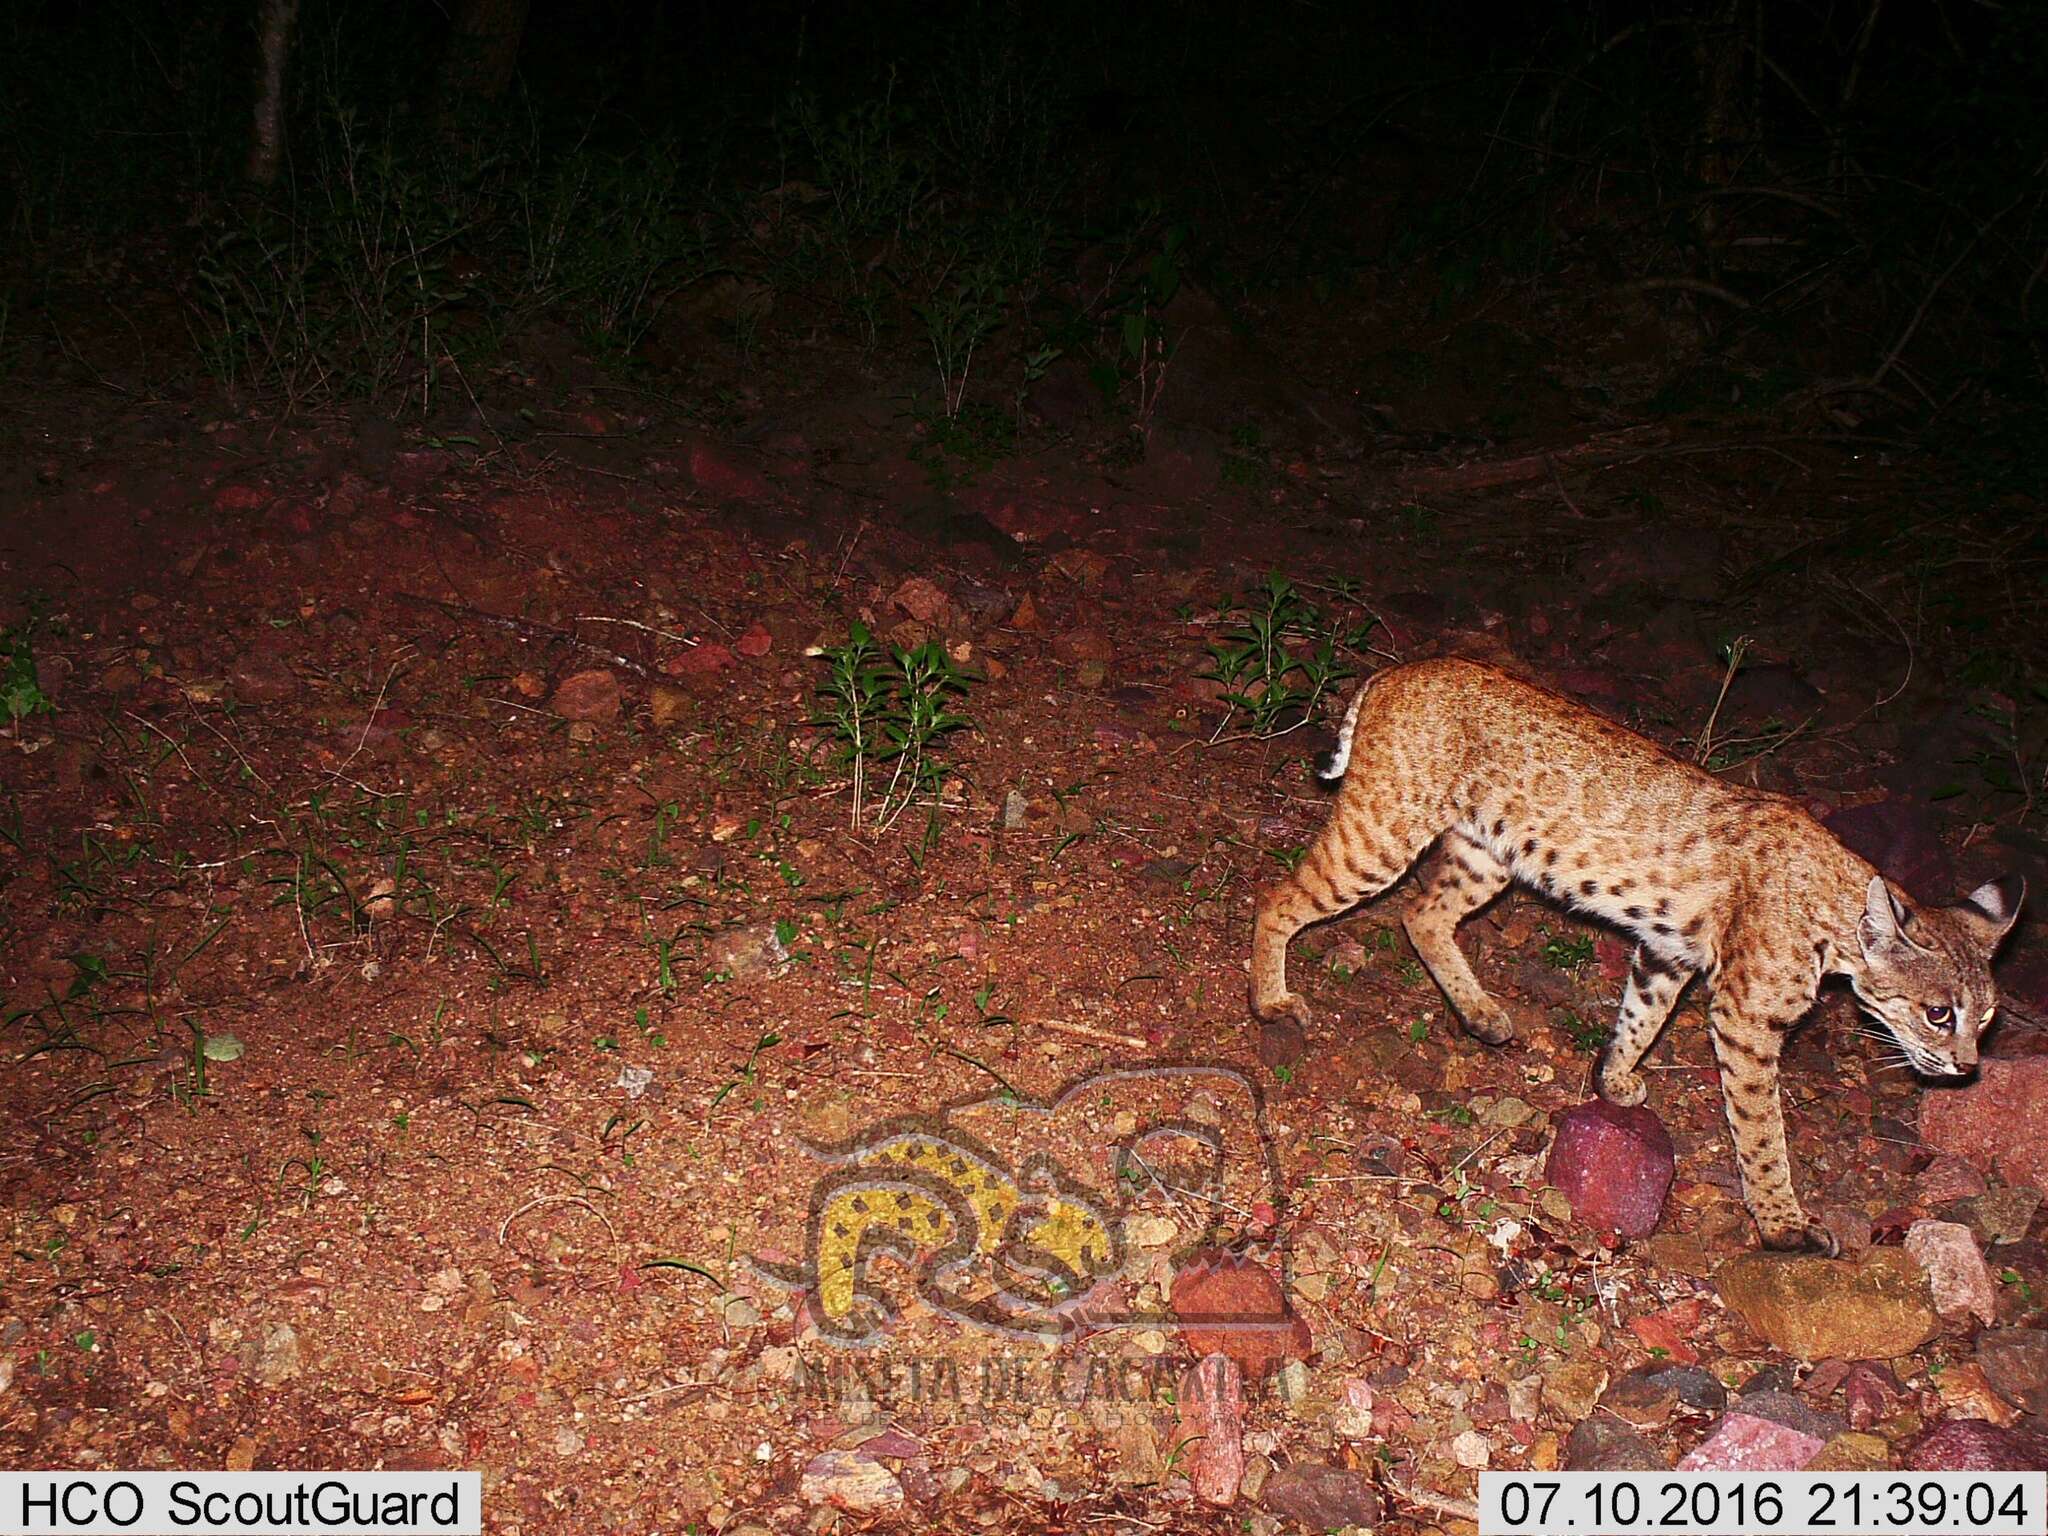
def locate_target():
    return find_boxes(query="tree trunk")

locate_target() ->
[437,0,533,119]
[245,0,300,187]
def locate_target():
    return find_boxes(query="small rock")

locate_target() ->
[241,1323,302,1388]
[552,1426,584,1457]
[799,1451,904,1513]
[668,642,735,677]
[1807,1432,1892,1471]
[551,669,621,722]
[735,622,773,658]
[1564,1416,1668,1471]
[1935,1361,2020,1427]
[227,647,297,704]
[1905,1419,2048,1471]
[1451,1430,1492,1468]
[1965,1185,2041,1246]
[1677,1411,1825,1472]
[1976,1328,2048,1417]
[1914,1156,1988,1204]
[889,577,959,629]
[1600,1368,1679,1427]
[1904,1219,1998,1325]
[1714,1249,1937,1359]
[1543,1359,1610,1421]
[1921,1059,2048,1190]
[1008,593,1043,631]
[649,684,690,729]
[1052,627,1116,664]
[1171,1251,1313,1378]
[1842,1361,1902,1430]
[707,922,789,979]
[1255,1016,1308,1072]
[1260,1464,1381,1530]
[226,1436,258,1472]
[1545,1099,1676,1238]
[1177,1354,1245,1506]
[1731,1388,1846,1442]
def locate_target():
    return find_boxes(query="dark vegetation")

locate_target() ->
[4,1,2046,452]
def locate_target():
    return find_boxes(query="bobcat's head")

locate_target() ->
[1851,873,2024,1076]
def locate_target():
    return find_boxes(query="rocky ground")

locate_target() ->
[3,270,2046,1533]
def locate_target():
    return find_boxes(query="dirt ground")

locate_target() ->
[3,270,2046,1534]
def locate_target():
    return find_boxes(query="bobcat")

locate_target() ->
[1250,657,2023,1253]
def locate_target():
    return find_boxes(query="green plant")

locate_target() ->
[913,262,1005,420]
[1541,932,1595,972]
[2,621,53,728]
[1200,573,1361,740]
[811,624,972,834]
[1556,1009,1606,1054]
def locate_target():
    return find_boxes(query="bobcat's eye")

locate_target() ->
[1924,1003,1954,1029]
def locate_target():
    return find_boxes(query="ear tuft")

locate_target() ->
[1960,874,2025,946]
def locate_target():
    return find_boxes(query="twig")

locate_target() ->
[1384,1476,1481,1526]
[1037,1017,1148,1050]
[1693,635,1751,766]
[395,592,656,678]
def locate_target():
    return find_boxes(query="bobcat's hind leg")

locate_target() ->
[1402,831,1515,1044]
[1596,947,1692,1105]
[1251,795,1436,1032]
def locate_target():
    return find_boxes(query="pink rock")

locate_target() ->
[1920,1059,2048,1190]
[1545,1099,1676,1238]
[1843,1361,1901,1430]
[1904,1219,1998,1325]
[550,668,621,722]
[1677,1412,1825,1471]
[798,1450,903,1513]
[735,622,773,658]
[687,439,774,503]
[1914,1156,1988,1204]
[1176,1353,1245,1506]
[1906,1419,2048,1471]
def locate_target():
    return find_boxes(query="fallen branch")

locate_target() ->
[395,592,660,678]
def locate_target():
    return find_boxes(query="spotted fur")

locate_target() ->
[1251,657,2023,1254]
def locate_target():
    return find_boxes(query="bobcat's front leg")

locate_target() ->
[1707,965,1835,1256]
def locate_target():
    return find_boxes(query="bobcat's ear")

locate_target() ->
[1859,875,1908,955]
[1958,875,2024,949]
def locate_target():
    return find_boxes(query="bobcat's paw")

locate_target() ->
[1759,1219,1839,1258]
[1253,992,1312,1031]
[1596,1063,1648,1108]
[1459,1003,1515,1047]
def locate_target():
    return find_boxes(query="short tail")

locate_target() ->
[1315,672,1381,783]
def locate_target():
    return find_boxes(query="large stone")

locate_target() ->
[1544,1099,1675,1238]
[1714,1250,1936,1359]
[1171,1251,1312,1378]
[1261,1464,1382,1529]
[1904,1219,1998,1326]
[1177,1354,1245,1506]
[1921,1060,2048,1190]
[1905,1419,2048,1471]
[1677,1412,1825,1472]
[799,1451,904,1513]
[1976,1329,2048,1417]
